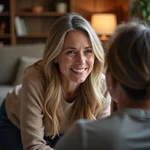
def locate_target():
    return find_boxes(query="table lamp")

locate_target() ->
[91,13,117,41]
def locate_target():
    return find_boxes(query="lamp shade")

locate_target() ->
[91,13,117,35]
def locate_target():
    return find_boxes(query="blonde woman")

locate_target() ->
[0,13,111,150]
[55,21,150,150]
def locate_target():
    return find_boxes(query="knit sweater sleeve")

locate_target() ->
[20,70,53,150]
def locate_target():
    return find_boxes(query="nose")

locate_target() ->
[75,53,86,64]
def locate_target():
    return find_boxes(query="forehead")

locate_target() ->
[66,29,88,38]
[63,30,91,47]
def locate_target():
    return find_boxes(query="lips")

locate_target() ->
[71,68,86,73]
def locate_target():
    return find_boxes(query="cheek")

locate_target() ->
[88,56,95,67]
[57,58,71,72]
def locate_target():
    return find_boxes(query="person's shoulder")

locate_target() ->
[24,60,44,79]
[100,73,105,80]
[55,112,130,150]
[100,73,108,96]
[77,113,122,134]
[100,73,106,85]
[23,60,46,87]
[74,114,123,149]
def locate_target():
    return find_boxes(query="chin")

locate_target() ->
[71,77,85,83]
[74,79,86,84]
[71,75,89,84]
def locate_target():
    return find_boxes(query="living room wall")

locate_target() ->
[71,0,129,24]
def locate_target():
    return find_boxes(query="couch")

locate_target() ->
[0,43,45,105]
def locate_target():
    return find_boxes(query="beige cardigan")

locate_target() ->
[5,61,111,150]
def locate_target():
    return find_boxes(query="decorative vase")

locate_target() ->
[32,6,43,13]
[56,2,67,13]
[0,4,4,13]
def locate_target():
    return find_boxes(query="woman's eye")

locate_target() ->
[66,50,76,55]
[85,49,93,53]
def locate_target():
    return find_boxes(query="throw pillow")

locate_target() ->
[13,56,40,85]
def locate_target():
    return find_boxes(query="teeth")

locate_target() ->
[72,69,85,72]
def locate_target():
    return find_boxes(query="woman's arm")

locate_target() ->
[20,76,53,150]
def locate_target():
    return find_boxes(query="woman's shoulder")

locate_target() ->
[100,73,108,97]
[23,60,46,86]
[24,60,44,78]
[100,73,106,86]
[100,73,106,80]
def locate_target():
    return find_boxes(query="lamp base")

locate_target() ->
[100,35,109,41]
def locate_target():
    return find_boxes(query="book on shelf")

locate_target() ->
[21,18,30,35]
[15,16,29,36]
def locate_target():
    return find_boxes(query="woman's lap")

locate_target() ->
[0,100,23,150]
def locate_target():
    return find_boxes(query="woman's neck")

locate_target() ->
[62,81,80,103]
[64,92,76,103]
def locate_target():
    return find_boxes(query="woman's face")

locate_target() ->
[56,30,95,85]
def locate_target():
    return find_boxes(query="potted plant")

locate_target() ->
[131,0,150,24]
[55,0,68,13]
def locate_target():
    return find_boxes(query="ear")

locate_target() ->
[106,72,113,89]
[54,57,58,63]
[106,71,117,101]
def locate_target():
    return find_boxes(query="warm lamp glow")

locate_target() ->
[91,13,117,40]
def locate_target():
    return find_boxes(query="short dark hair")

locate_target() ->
[106,21,150,101]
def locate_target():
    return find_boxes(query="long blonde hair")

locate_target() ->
[43,13,105,137]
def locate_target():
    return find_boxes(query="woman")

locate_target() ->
[0,13,110,150]
[55,21,150,150]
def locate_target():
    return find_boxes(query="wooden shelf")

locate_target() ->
[0,0,128,45]
[0,0,70,45]
[16,12,67,17]
[17,34,48,38]
[0,12,10,16]
[0,34,11,38]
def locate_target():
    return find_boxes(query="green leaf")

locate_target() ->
[139,1,145,7]
[130,0,150,22]
[131,5,142,15]
[142,9,148,21]
[143,0,149,4]
[147,4,150,12]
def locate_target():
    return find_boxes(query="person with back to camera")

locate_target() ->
[0,13,111,150]
[55,21,150,150]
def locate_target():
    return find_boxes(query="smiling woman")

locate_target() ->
[0,13,111,150]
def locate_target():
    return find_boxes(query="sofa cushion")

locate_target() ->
[0,85,14,105]
[13,56,40,85]
[0,43,44,84]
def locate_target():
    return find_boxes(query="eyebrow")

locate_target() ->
[85,46,92,49]
[65,47,76,49]
[64,46,92,49]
